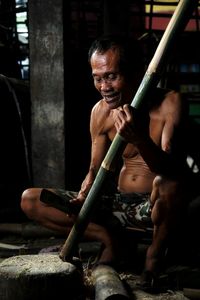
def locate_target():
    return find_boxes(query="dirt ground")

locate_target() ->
[83,266,191,300]
[0,222,199,300]
[82,260,200,300]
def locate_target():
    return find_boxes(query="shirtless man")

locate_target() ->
[21,35,191,291]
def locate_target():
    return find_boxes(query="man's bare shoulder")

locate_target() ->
[153,88,185,112]
[162,89,188,116]
[90,99,114,134]
[91,99,112,122]
[164,89,181,103]
[148,88,188,128]
[92,98,106,112]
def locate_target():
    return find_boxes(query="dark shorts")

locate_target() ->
[42,189,152,229]
[112,193,152,228]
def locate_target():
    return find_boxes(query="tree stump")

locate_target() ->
[0,253,85,300]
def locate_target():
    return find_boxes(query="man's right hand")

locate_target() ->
[70,191,86,204]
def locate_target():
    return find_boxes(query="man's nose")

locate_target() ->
[100,79,112,91]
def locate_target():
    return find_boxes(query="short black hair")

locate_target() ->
[88,34,144,79]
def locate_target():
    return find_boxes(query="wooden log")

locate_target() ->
[92,264,129,300]
[0,254,85,300]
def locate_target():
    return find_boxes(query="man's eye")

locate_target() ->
[108,74,118,80]
[94,77,101,83]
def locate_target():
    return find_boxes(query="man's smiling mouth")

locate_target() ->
[103,93,120,103]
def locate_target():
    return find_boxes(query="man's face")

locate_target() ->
[90,48,133,109]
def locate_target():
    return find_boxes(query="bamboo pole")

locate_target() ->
[59,0,199,262]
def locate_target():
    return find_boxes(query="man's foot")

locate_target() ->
[137,270,172,294]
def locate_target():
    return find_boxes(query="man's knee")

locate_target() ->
[151,197,166,226]
[152,175,179,200]
[151,175,180,224]
[21,188,39,216]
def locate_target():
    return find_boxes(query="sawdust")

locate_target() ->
[0,253,76,276]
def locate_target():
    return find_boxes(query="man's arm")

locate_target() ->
[74,101,112,203]
[135,135,189,178]
[139,93,189,177]
[115,92,189,179]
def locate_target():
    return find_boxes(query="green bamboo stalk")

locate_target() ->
[59,0,199,261]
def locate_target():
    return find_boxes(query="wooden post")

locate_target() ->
[92,264,129,300]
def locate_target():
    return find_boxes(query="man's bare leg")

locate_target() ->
[21,188,117,264]
[141,176,185,291]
